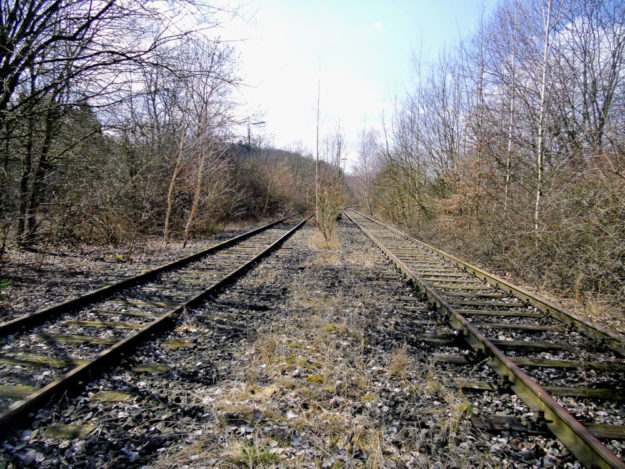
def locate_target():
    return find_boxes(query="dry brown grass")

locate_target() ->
[344,245,377,269]
[307,228,340,250]
[149,224,498,468]
[387,344,410,378]
[220,219,263,232]
[254,332,280,365]
[517,282,625,337]
[566,294,624,337]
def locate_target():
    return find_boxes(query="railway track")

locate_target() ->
[344,209,625,469]
[0,218,306,437]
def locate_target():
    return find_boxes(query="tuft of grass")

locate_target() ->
[387,344,410,378]
[306,230,341,264]
[244,384,279,402]
[0,278,11,300]
[255,333,279,364]
[324,321,349,335]
[364,429,384,469]
[307,230,330,250]
[229,440,280,468]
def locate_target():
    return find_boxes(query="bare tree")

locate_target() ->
[370,0,625,300]
[163,135,186,245]
[315,77,321,224]
[0,0,228,247]
[535,0,559,239]
[504,3,519,215]
[316,124,345,246]
[355,122,379,215]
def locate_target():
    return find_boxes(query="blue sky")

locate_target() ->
[216,0,500,168]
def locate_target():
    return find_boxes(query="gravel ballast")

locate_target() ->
[0,221,590,467]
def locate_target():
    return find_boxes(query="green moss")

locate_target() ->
[132,363,169,374]
[361,394,376,402]
[306,374,324,384]
[162,340,194,350]
[45,423,95,440]
[90,390,133,402]
[0,384,35,398]
[303,362,321,371]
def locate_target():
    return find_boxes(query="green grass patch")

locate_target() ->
[0,278,11,299]
[233,441,279,467]
[306,374,324,384]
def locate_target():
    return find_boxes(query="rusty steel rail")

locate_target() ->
[353,210,625,358]
[0,218,307,439]
[344,209,625,469]
[0,218,287,336]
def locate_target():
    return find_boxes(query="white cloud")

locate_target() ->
[371,21,383,31]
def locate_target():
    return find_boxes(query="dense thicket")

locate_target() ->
[0,1,323,259]
[356,0,625,302]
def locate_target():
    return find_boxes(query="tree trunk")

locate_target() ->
[315,78,320,224]
[262,179,273,218]
[162,135,185,246]
[535,0,553,241]
[183,149,207,248]
[26,102,57,244]
[17,112,35,244]
[503,8,518,216]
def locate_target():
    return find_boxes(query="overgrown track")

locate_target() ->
[0,219,307,437]
[344,209,625,469]
[0,219,286,335]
